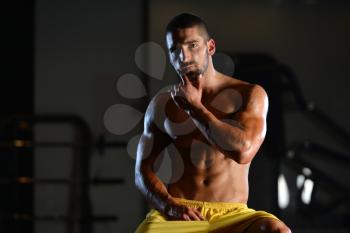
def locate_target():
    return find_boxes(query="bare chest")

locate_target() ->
[164,87,243,148]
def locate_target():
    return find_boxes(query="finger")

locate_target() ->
[182,74,190,85]
[187,210,201,221]
[190,208,204,220]
[182,213,191,221]
[189,208,204,220]
[181,76,186,86]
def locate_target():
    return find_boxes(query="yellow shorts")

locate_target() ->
[135,198,280,233]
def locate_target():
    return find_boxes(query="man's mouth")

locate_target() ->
[178,64,201,80]
[180,63,195,70]
[181,65,193,72]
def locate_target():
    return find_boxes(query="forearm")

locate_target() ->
[189,104,251,159]
[135,168,174,213]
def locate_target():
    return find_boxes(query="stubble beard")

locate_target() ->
[180,50,209,82]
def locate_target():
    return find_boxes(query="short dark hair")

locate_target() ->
[165,13,210,40]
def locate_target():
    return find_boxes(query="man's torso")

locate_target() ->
[156,74,254,203]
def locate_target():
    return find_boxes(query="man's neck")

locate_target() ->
[201,64,220,96]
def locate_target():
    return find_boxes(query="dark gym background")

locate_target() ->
[1,0,349,233]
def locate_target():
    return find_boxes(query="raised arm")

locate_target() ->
[171,78,268,164]
[189,84,268,164]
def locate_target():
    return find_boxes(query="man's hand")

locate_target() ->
[170,74,203,113]
[163,200,205,221]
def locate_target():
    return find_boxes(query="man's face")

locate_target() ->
[166,26,211,82]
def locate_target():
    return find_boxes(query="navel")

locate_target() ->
[203,178,210,186]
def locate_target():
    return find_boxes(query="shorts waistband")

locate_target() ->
[173,198,248,210]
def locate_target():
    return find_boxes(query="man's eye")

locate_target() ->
[190,43,198,48]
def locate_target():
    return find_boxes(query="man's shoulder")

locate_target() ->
[220,73,266,96]
[217,74,268,112]
[144,90,172,121]
[245,83,267,101]
[143,90,174,134]
[148,91,172,110]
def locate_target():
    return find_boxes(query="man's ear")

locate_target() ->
[207,38,216,56]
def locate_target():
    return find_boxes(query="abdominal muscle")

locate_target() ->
[167,142,250,204]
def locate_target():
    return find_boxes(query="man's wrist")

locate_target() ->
[159,195,177,214]
[188,101,201,114]
[189,102,208,119]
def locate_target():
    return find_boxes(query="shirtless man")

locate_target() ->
[134,13,291,233]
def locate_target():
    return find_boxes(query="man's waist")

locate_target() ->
[172,197,248,210]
